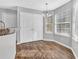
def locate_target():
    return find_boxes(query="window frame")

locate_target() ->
[44,15,53,34]
[55,14,71,37]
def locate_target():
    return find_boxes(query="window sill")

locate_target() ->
[45,31,53,34]
[55,32,70,37]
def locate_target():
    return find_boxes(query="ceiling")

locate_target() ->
[0,0,71,11]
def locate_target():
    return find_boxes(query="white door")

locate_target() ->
[20,12,43,43]
[20,12,34,43]
[33,14,43,40]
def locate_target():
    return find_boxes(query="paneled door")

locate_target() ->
[20,12,43,43]
[20,12,34,43]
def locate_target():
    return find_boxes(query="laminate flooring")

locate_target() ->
[16,40,75,59]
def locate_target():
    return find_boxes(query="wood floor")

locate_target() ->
[15,40,75,59]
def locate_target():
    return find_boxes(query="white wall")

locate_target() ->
[0,0,17,10]
[2,12,17,28]
[72,0,78,57]
[0,9,17,28]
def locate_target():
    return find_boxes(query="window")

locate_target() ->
[55,7,71,37]
[45,16,53,33]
